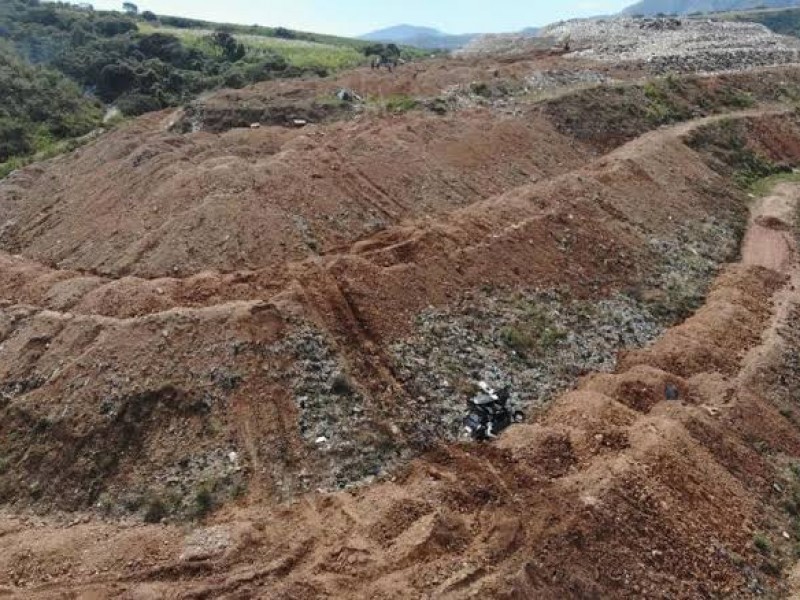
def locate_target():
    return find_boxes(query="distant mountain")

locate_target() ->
[621,0,800,16]
[359,24,479,50]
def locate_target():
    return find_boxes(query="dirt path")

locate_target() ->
[742,182,799,273]
[737,182,800,597]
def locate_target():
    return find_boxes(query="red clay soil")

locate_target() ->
[1,198,798,598]
[3,59,800,597]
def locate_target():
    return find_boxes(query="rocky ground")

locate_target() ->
[464,17,800,75]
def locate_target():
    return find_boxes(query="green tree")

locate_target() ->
[209,31,245,61]
[122,2,138,15]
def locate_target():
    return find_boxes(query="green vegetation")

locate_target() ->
[0,40,101,168]
[713,7,800,38]
[748,170,800,197]
[500,301,567,358]
[0,1,428,177]
[137,23,367,72]
[193,485,215,518]
[687,118,791,189]
[0,0,338,115]
[642,75,755,126]
[754,532,772,554]
[383,94,419,113]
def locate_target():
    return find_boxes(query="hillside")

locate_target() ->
[0,42,102,176]
[360,24,478,50]
[0,1,405,178]
[621,0,800,15]
[5,10,800,599]
[714,6,800,37]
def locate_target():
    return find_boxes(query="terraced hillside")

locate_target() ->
[3,16,800,599]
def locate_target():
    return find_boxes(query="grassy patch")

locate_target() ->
[643,77,692,125]
[0,134,95,180]
[688,118,791,190]
[754,533,773,555]
[383,94,419,114]
[500,301,567,358]
[748,171,800,197]
[139,24,366,72]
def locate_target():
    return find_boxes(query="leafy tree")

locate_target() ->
[363,43,385,57]
[209,31,245,61]
[0,117,34,162]
[141,10,157,22]
[273,27,295,39]
[97,61,137,101]
[0,43,101,162]
[363,42,401,59]
[122,2,138,15]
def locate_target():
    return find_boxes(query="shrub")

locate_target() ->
[754,533,772,554]
[471,82,491,98]
[384,94,418,113]
[0,118,34,162]
[500,303,567,358]
[114,92,162,116]
[193,486,214,518]
[143,496,167,523]
[274,27,295,40]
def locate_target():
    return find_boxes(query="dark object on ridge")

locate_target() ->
[463,382,524,441]
[665,383,680,401]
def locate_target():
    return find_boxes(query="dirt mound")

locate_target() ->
[540,17,800,73]
[0,104,589,279]
[3,51,800,597]
[2,247,797,598]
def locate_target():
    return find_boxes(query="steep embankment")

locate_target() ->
[3,45,800,594]
[1,112,800,599]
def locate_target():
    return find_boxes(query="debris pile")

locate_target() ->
[544,18,800,73]
[462,17,800,74]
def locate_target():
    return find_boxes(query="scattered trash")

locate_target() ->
[336,88,362,103]
[292,119,308,127]
[250,122,261,129]
[665,383,680,401]
[463,381,524,441]
[315,436,327,445]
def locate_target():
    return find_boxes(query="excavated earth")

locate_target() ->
[3,44,800,598]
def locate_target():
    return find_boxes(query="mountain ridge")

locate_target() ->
[360,24,480,49]
[621,0,800,16]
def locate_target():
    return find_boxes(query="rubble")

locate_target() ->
[463,17,800,75]
[543,18,800,74]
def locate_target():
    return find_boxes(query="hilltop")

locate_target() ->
[0,1,424,178]
[621,0,800,16]
[360,24,478,50]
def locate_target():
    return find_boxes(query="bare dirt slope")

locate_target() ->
[3,48,800,597]
[1,128,799,600]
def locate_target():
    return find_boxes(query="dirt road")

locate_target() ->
[742,182,798,273]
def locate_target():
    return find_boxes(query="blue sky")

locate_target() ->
[87,0,632,37]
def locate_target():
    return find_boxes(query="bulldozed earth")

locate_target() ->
[4,27,800,598]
